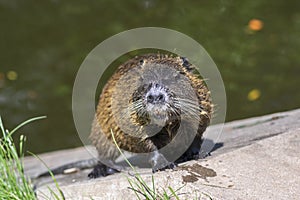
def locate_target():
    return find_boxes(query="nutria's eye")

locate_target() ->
[139,76,144,82]
[139,59,145,67]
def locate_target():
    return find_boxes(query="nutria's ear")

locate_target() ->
[180,57,194,71]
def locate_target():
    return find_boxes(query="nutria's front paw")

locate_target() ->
[152,162,177,173]
[197,151,211,159]
[88,163,119,178]
[150,151,177,173]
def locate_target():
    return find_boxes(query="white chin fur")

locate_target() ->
[149,114,167,126]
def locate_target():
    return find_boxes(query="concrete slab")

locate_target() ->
[24,108,300,199]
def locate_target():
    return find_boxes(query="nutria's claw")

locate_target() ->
[152,162,177,173]
[88,163,119,178]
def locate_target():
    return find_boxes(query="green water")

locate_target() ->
[0,0,299,153]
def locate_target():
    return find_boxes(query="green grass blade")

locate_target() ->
[127,178,142,200]
[110,129,136,170]
[151,175,156,197]
[0,116,5,135]
[29,152,65,200]
[0,116,42,200]
[9,116,46,137]
[168,186,180,200]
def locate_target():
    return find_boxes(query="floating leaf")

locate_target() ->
[7,70,18,81]
[248,89,261,101]
[248,19,264,31]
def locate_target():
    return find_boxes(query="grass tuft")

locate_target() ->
[0,116,45,200]
[0,116,64,200]
[110,129,185,200]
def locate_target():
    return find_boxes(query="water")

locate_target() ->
[0,0,299,153]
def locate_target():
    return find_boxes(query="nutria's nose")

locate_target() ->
[147,93,165,104]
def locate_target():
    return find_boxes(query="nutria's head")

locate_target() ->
[111,55,206,139]
[130,81,180,127]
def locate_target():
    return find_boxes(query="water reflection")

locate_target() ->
[0,0,299,153]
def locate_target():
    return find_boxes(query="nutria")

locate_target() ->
[88,54,212,178]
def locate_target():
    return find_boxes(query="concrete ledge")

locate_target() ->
[24,108,300,199]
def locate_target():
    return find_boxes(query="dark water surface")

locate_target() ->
[0,0,299,153]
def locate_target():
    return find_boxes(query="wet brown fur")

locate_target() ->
[90,54,212,161]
